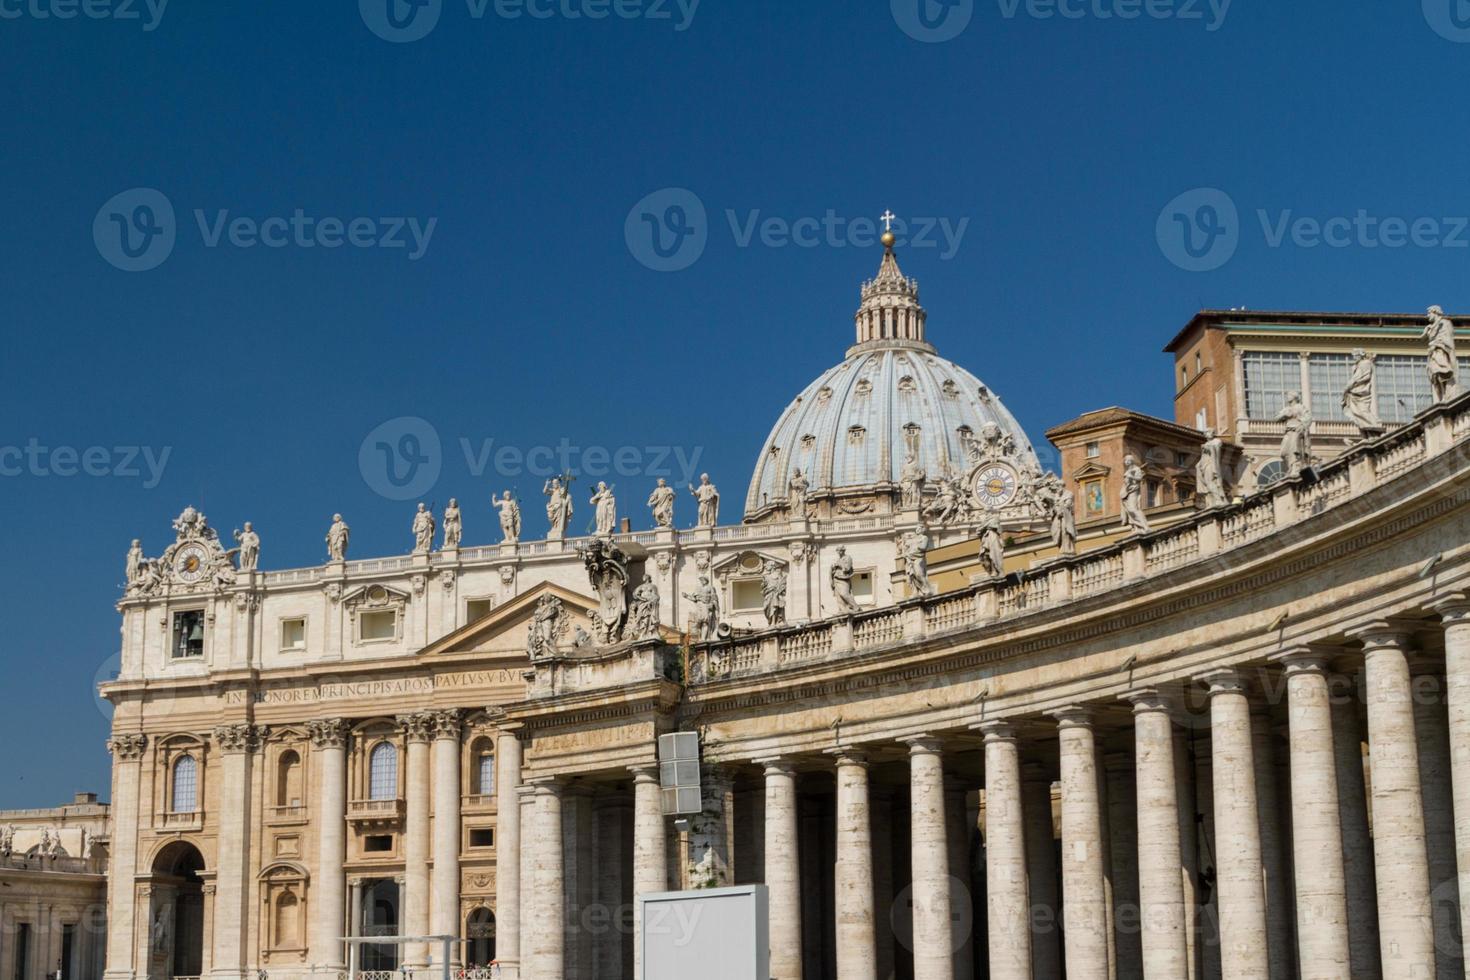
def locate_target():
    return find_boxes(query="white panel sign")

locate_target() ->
[638,885,769,980]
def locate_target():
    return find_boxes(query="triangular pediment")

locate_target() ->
[1070,461,1111,481]
[419,581,599,660]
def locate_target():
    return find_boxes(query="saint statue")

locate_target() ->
[787,469,810,520]
[899,454,926,510]
[830,546,860,614]
[544,477,572,540]
[900,526,934,597]
[412,503,436,554]
[630,580,661,639]
[1120,456,1150,533]
[590,482,618,537]
[1342,349,1382,434]
[977,514,1005,578]
[761,560,788,625]
[647,479,676,529]
[125,539,144,586]
[493,491,521,544]
[326,514,350,561]
[1051,486,1078,555]
[923,472,962,525]
[1195,430,1229,509]
[690,474,720,528]
[233,523,260,571]
[682,575,721,640]
[441,499,463,549]
[1424,305,1461,404]
[1277,391,1313,478]
[526,594,567,660]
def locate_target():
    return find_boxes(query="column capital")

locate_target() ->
[1197,668,1251,697]
[1427,592,1470,623]
[397,711,436,743]
[628,765,660,784]
[106,732,148,760]
[1120,687,1175,714]
[1046,704,1097,728]
[972,720,1017,743]
[427,708,463,740]
[212,723,266,754]
[755,757,798,776]
[824,746,870,768]
[528,776,563,797]
[1345,618,1418,648]
[307,718,352,748]
[899,734,945,756]
[1268,645,1337,674]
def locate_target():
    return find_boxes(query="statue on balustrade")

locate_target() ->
[1342,349,1384,435]
[591,482,618,537]
[544,476,573,540]
[1120,456,1150,533]
[494,491,521,544]
[647,479,676,529]
[762,560,788,625]
[787,469,810,519]
[0,825,13,858]
[1277,391,1313,478]
[412,503,436,554]
[1196,430,1230,509]
[232,523,261,571]
[683,575,721,640]
[900,526,935,597]
[830,546,861,614]
[690,474,721,528]
[441,499,463,549]
[1049,482,1079,555]
[580,535,631,643]
[326,514,351,561]
[977,514,1006,578]
[526,594,568,660]
[630,580,662,639]
[899,453,927,510]
[1425,306,1461,404]
[125,539,145,587]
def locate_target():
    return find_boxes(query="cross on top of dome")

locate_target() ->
[857,214,925,349]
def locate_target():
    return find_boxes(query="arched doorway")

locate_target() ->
[360,879,401,972]
[465,908,496,968]
[150,841,205,980]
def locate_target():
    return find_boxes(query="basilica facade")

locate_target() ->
[101,242,1470,980]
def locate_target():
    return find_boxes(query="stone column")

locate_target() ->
[210,724,262,980]
[516,785,536,977]
[945,781,975,980]
[761,759,803,980]
[1050,707,1109,980]
[1271,649,1350,977]
[630,766,667,979]
[309,719,349,975]
[1408,656,1459,980]
[1248,709,1293,980]
[529,779,565,979]
[977,722,1030,980]
[495,730,524,979]
[400,714,433,971]
[1121,690,1188,980]
[1103,750,1142,980]
[1021,763,1060,980]
[430,711,463,968]
[831,750,877,980]
[1199,673,1269,980]
[1329,671,1380,979]
[907,738,955,980]
[103,734,146,980]
[1430,593,1470,968]
[1351,624,1435,978]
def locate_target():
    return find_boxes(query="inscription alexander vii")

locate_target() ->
[220,669,524,705]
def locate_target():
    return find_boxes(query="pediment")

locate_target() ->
[1070,461,1111,481]
[419,582,599,660]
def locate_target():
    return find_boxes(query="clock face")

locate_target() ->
[174,543,209,583]
[972,463,1019,510]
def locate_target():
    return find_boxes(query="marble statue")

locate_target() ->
[590,482,618,537]
[682,576,721,641]
[899,454,926,510]
[923,472,962,525]
[1277,391,1313,478]
[1120,456,1150,533]
[761,560,788,625]
[1196,430,1229,509]
[787,469,810,519]
[232,523,260,571]
[125,539,144,586]
[899,526,934,597]
[630,580,661,639]
[1051,485,1078,555]
[544,477,573,540]
[39,828,56,857]
[412,503,436,554]
[526,594,568,660]
[493,492,521,544]
[151,908,171,956]
[690,474,720,528]
[0,825,12,858]
[1342,349,1383,434]
[647,479,676,529]
[977,514,1005,578]
[579,536,630,643]
[441,499,462,549]
[326,514,350,561]
[830,546,860,614]
[1425,306,1461,404]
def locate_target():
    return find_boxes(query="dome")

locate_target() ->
[744,243,1039,520]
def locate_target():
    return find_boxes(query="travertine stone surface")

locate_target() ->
[763,760,803,980]
[1053,707,1109,980]
[833,751,876,980]
[1124,691,1188,980]
[907,738,954,980]
[980,724,1030,980]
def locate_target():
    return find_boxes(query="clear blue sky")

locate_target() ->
[3,0,1470,807]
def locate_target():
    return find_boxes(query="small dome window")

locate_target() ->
[942,380,960,398]
[847,425,867,445]
[898,376,918,394]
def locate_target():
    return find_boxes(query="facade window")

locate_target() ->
[466,599,495,624]
[730,578,763,613]
[1195,408,1208,431]
[1146,480,1160,508]
[172,755,198,813]
[475,751,495,796]
[280,618,306,652]
[277,750,303,807]
[1242,352,1301,420]
[1307,353,1354,422]
[1375,355,1434,424]
[368,743,398,800]
[1256,460,1284,487]
[469,828,494,848]
[359,610,397,642]
[1195,352,1202,373]
[172,610,205,659]
[851,570,875,604]
[1085,441,1100,459]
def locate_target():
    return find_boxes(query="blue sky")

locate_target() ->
[3,0,1470,806]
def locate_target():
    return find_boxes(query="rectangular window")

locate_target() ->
[469,828,494,849]
[1242,351,1301,420]
[465,598,495,624]
[1307,353,1354,422]
[1085,441,1100,459]
[363,835,393,853]
[476,753,495,796]
[852,570,875,604]
[730,579,763,613]
[1146,481,1160,508]
[1195,408,1208,431]
[172,610,205,659]
[280,618,306,652]
[1376,355,1434,424]
[359,610,397,642]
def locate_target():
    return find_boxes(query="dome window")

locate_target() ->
[817,386,833,404]
[800,434,817,451]
[855,379,873,397]
[898,376,918,394]
[942,380,960,398]
[847,425,867,445]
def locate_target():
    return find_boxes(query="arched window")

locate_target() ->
[172,755,198,813]
[368,743,398,800]
[275,889,300,946]
[475,750,495,797]
[277,750,303,807]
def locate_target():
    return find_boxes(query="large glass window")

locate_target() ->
[476,752,495,796]
[368,743,398,800]
[1242,352,1301,419]
[172,755,198,813]
[1307,353,1353,422]
[1375,356,1434,424]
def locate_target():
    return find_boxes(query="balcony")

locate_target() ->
[158,810,203,832]
[267,804,308,825]
[461,793,498,814]
[346,798,404,829]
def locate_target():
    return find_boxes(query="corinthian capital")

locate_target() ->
[428,709,463,740]
[213,723,267,753]
[397,712,436,743]
[106,733,148,760]
[307,718,352,749]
